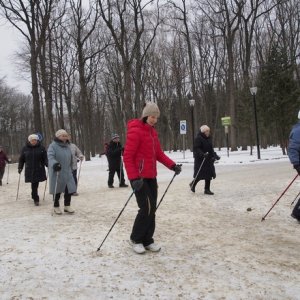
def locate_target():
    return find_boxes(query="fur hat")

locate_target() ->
[28,134,39,142]
[55,129,68,138]
[142,102,160,118]
[200,125,210,133]
[111,133,120,140]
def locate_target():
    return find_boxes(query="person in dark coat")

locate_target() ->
[106,134,128,188]
[18,134,48,206]
[288,110,300,223]
[189,125,220,195]
[123,102,182,254]
[48,129,76,215]
[0,145,10,186]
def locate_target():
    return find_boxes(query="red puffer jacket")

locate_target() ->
[123,119,175,180]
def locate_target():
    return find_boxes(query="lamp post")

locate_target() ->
[188,93,195,150]
[250,87,261,159]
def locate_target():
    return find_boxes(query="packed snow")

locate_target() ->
[0,146,299,299]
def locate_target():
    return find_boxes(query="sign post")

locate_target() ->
[221,117,231,157]
[180,120,187,159]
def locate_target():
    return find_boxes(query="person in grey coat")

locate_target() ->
[47,129,76,215]
[68,135,84,196]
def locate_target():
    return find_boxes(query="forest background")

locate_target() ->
[0,0,300,161]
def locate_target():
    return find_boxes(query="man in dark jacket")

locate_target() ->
[106,134,128,188]
[288,110,300,222]
[190,125,220,195]
[18,134,48,206]
[0,146,10,186]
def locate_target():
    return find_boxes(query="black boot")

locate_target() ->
[189,182,195,193]
[119,183,128,187]
[34,196,40,206]
[204,189,214,195]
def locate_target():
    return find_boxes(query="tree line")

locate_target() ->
[0,0,299,160]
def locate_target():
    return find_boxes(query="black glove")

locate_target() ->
[18,169,22,174]
[203,152,209,158]
[131,178,144,192]
[215,155,220,160]
[172,164,182,175]
[53,162,61,172]
[294,165,300,175]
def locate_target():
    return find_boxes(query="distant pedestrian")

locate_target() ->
[100,142,109,157]
[288,110,300,223]
[18,134,48,206]
[189,125,220,195]
[47,129,76,215]
[68,135,84,196]
[106,134,128,188]
[123,101,181,254]
[0,145,10,186]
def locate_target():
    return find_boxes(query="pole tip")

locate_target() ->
[261,217,265,222]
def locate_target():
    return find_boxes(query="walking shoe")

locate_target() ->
[291,213,300,223]
[0,180,2,186]
[189,182,195,193]
[119,183,128,188]
[129,240,146,254]
[64,206,75,214]
[204,189,214,195]
[108,185,114,188]
[53,207,62,215]
[145,243,161,252]
[34,200,39,206]
[72,192,79,196]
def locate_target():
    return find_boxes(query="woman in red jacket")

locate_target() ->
[123,102,181,254]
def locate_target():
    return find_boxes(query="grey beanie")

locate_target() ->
[142,102,160,118]
[111,133,120,140]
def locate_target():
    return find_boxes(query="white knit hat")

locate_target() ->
[28,134,39,142]
[142,102,160,118]
[298,109,300,119]
[55,129,68,138]
[200,125,210,133]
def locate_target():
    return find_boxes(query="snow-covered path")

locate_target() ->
[0,155,299,299]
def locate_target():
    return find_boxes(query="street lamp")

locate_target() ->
[187,93,195,150]
[250,86,261,159]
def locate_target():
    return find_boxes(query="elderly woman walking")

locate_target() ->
[47,129,76,215]
[18,134,47,206]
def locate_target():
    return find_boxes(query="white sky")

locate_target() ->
[0,20,31,94]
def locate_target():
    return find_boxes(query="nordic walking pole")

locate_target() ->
[16,172,21,201]
[190,156,207,189]
[97,191,134,252]
[156,164,182,211]
[42,172,48,201]
[77,160,82,186]
[51,171,60,215]
[6,163,9,184]
[261,174,299,221]
[291,190,300,206]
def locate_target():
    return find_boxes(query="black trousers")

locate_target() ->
[0,166,5,181]
[130,178,157,246]
[108,167,125,186]
[31,182,39,201]
[292,197,300,219]
[54,186,72,207]
[192,178,211,190]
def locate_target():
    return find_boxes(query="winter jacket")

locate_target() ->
[47,139,76,194]
[288,121,300,166]
[106,140,123,170]
[0,151,9,169]
[123,119,175,180]
[193,131,219,180]
[69,143,83,170]
[18,142,47,183]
